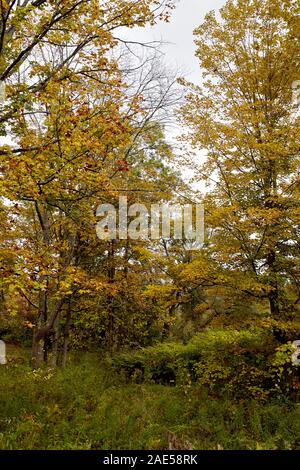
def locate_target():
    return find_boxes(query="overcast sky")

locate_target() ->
[125,0,227,84]
[123,0,227,191]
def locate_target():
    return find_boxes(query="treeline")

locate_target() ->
[0,0,300,373]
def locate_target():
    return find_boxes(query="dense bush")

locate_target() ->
[110,328,300,399]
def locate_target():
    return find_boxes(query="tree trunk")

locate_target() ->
[62,301,72,368]
[31,299,64,368]
[269,287,280,318]
[267,250,280,318]
[31,330,44,369]
[107,241,115,354]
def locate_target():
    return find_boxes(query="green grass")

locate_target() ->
[0,346,299,450]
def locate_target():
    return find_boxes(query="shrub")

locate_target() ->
[110,328,298,399]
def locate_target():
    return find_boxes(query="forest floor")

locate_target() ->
[0,344,299,450]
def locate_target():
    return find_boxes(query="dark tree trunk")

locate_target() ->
[107,241,115,354]
[269,287,280,318]
[62,301,72,368]
[51,313,61,368]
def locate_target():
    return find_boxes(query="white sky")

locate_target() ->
[126,0,227,84]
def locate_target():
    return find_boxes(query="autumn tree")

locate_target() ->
[0,0,177,367]
[180,0,300,321]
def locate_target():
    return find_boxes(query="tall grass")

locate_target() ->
[0,346,299,450]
